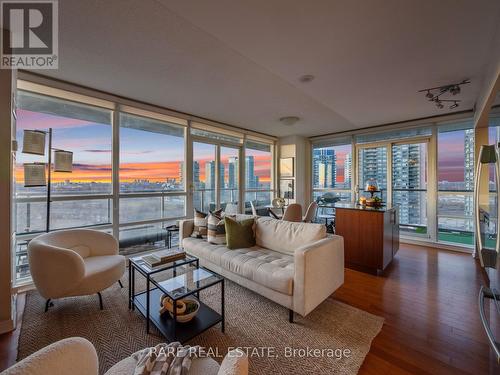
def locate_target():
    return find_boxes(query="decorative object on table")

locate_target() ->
[279,157,294,177]
[359,196,367,206]
[365,196,383,208]
[365,178,379,192]
[141,248,186,268]
[164,224,179,249]
[272,197,286,208]
[21,128,74,232]
[280,178,294,202]
[159,294,200,323]
[225,216,255,249]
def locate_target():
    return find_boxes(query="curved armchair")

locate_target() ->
[28,229,125,311]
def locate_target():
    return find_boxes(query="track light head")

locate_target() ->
[436,101,444,109]
[450,85,461,95]
[425,91,434,99]
[450,102,459,109]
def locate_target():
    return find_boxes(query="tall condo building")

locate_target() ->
[245,156,259,189]
[344,153,352,188]
[312,148,336,188]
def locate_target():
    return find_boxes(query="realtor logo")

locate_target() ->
[1,0,58,69]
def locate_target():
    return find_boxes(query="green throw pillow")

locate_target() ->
[225,216,255,249]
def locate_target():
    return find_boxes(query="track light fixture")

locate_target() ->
[418,79,469,110]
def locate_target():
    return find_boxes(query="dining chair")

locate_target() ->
[224,202,239,215]
[281,203,303,222]
[303,202,318,223]
[250,201,258,216]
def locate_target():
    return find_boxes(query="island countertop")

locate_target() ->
[333,202,397,212]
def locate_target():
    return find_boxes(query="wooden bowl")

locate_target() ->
[169,296,200,323]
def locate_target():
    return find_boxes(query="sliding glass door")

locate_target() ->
[392,141,428,237]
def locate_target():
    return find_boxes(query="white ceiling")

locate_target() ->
[36,0,500,137]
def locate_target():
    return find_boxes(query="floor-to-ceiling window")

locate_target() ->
[311,140,352,202]
[15,89,113,281]
[13,80,276,285]
[244,139,274,214]
[119,111,186,253]
[392,142,428,237]
[437,121,475,245]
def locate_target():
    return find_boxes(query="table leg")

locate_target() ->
[146,276,150,334]
[196,259,200,299]
[221,279,225,333]
[173,297,177,339]
[128,260,131,309]
[131,263,135,311]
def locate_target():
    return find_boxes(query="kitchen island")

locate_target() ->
[334,203,399,275]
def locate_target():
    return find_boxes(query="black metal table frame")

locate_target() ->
[129,257,225,338]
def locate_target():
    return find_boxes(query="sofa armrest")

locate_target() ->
[178,219,194,249]
[293,235,344,316]
[2,337,98,375]
[218,349,249,375]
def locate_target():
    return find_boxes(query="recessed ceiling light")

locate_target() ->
[299,74,315,83]
[279,116,300,126]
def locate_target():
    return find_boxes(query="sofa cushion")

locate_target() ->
[225,217,255,250]
[207,211,226,245]
[255,217,326,255]
[183,237,294,295]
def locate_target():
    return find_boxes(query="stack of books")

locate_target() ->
[141,249,186,268]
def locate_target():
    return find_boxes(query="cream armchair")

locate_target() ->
[28,229,125,311]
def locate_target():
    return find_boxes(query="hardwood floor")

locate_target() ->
[0,244,497,374]
[333,243,498,375]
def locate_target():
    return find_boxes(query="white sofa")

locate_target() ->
[1,337,248,375]
[179,216,344,321]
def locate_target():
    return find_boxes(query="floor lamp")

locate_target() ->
[22,128,73,232]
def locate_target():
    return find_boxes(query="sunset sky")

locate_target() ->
[16,109,271,184]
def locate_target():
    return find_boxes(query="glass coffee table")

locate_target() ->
[129,254,224,343]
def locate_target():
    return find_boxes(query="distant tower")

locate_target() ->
[464,129,475,231]
[193,161,200,189]
[344,153,352,188]
[245,156,257,188]
[178,162,184,186]
[312,148,336,188]
[205,161,216,189]
[228,156,238,189]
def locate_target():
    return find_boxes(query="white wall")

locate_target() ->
[0,63,15,333]
[278,135,311,210]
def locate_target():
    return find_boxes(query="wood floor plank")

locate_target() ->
[0,244,498,374]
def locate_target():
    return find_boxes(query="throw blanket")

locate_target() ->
[133,342,206,375]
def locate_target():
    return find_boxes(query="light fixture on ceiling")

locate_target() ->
[299,74,315,83]
[279,116,300,126]
[418,79,469,110]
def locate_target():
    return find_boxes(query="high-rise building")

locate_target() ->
[228,157,238,189]
[464,129,475,231]
[358,147,387,190]
[193,161,200,189]
[178,162,184,186]
[391,144,426,226]
[312,148,336,188]
[245,156,257,188]
[205,161,216,189]
[344,153,352,188]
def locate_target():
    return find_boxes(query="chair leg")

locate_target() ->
[44,299,53,312]
[118,279,123,288]
[97,292,103,310]
[289,309,294,323]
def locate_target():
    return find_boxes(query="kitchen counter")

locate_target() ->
[335,203,399,274]
[334,202,396,212]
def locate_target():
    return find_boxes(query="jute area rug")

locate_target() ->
[19,273,383,375]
